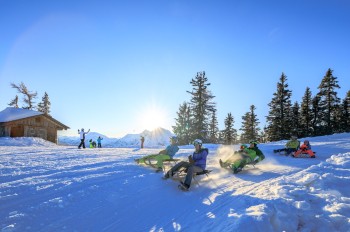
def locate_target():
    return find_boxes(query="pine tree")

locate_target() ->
[311,95,322,136]
[172,102,192,145]
[340,90,350,132]
[37,92,51,115]
[300,87,313,137]
[222,113,237,145]
[186,71,216,142]
[10,82,37,110]
[260,126,268,143]
[291,101,302,137]
[240,105,260,143]
[8,95,19,108]
[266,73,293,141]
[317,68,341,134]
[208,109,219,143]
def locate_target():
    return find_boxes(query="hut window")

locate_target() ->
[29,128,35,135]
[35,118,41,123]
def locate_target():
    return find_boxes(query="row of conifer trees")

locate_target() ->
[172,69,350,145]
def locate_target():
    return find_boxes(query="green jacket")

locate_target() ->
[286,139,300,149]
[251,147,265,162]
[243,148,257,161]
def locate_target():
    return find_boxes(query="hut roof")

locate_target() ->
[0,107,69,130]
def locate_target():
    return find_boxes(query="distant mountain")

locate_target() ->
[58,127,175,148]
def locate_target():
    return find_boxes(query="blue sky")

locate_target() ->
[1,0,349,138]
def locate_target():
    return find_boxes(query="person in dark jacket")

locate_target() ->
[163,139,208,191]
[140,136,145,148]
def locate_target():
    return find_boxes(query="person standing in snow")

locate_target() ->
[78,128,90,149]
[140,136,145,149]
[97,136,103,148]
[163,139,208,191]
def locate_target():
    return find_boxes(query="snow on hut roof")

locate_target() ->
[0,107,43,123]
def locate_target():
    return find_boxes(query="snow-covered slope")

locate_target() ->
[1,134,349,231]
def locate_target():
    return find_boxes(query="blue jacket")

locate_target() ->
[165,144,179,158]
[193,148,209,170]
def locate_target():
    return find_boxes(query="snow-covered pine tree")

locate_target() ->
[240,105,260,143]
[10,82,37,110]
[186,71,215,142]
[222,112,237,145]
[37,92,51,115]
[317,68,341,135]
[208,109,219,143]
[172,102,193,145]
[300,87,313,137]
[266,73,293,141]
[8,95,19,108]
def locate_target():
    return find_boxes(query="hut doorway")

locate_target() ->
[10,125,24,137]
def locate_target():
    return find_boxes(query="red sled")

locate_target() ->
[292,149,316,158]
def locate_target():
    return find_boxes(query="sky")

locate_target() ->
[1,0,350,138]
[0,133,349,231]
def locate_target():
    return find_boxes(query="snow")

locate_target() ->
[0,108,43,123]
[1,133,350,232]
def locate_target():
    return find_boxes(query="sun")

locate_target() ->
[140,107,167,131]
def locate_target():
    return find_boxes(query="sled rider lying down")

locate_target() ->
[135,136,179,172]
[219,141,264,174]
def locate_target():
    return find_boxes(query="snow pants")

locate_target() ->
[167,161,203,187]
[274,148,297,155]
[78,139,85,149]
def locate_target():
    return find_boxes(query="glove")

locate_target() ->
[188,155,194,164]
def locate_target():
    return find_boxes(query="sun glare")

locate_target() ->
[140,107,167,131]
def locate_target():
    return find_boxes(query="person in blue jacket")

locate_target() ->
[135,136,179,172]
[163,139,208,191]
[97,136,103,148]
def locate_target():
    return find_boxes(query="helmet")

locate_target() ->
[291,136,297,140]
[249,140,258,145]
[170,136,178,142]
[240,144,247,150]
[81,128,84,131]
[304,140,309,144]
[193,139,202,146]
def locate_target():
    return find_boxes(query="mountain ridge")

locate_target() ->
[58,127,174,148]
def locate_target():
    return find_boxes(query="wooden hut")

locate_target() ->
[0,107,69,144]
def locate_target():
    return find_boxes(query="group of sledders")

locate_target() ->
[135,137,209,191]
[273,136,316,158]
[135,135,316,191]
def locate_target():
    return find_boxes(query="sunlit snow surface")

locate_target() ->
[1,134,349,232]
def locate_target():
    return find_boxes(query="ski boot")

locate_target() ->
[178,181,189,191]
